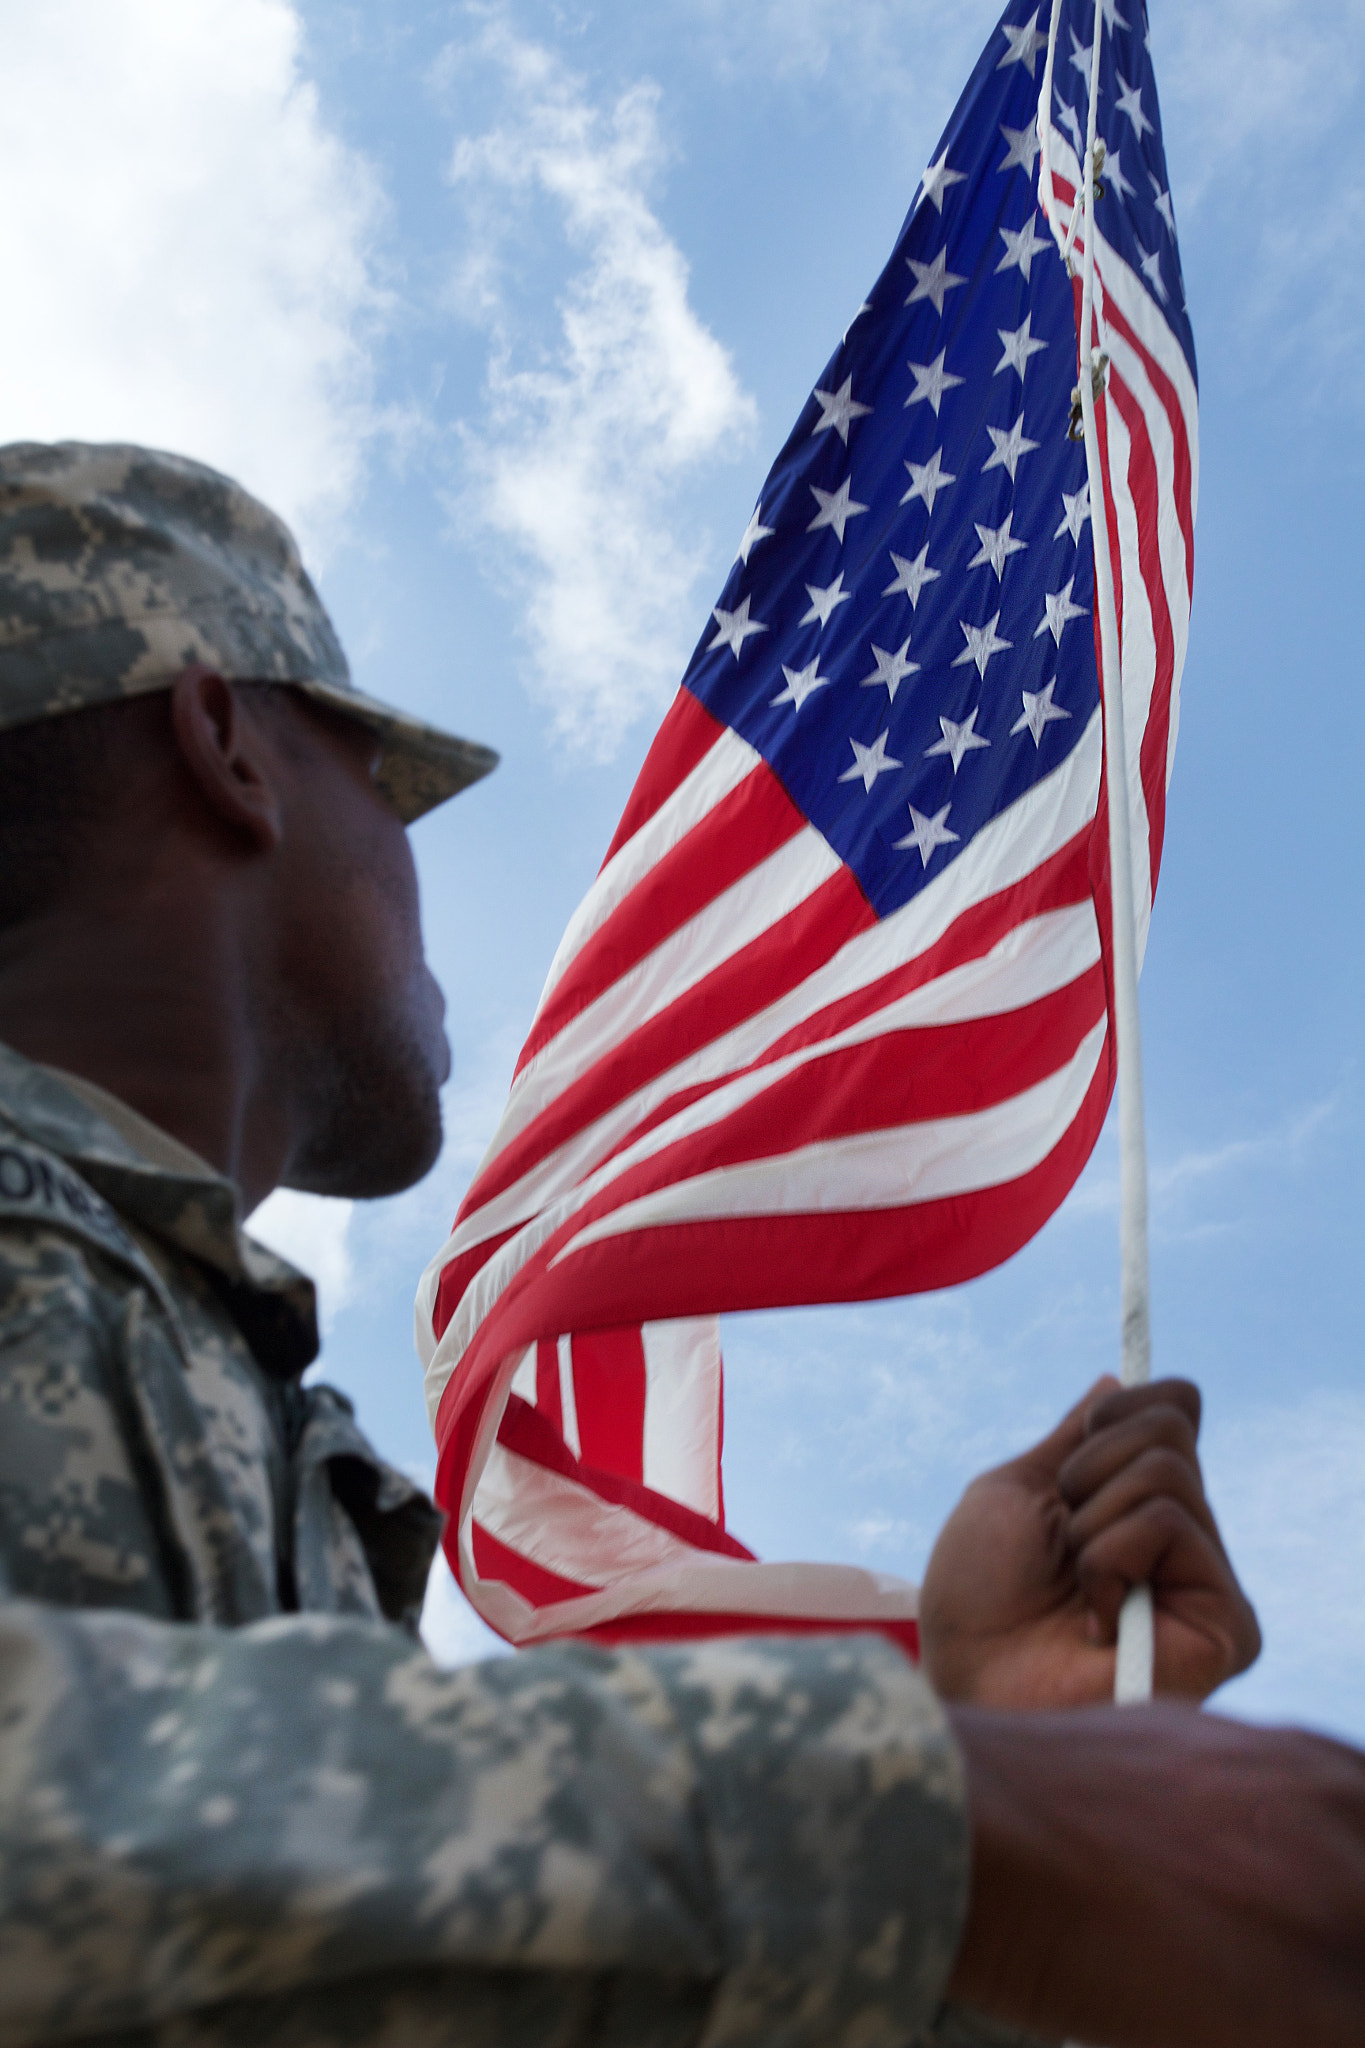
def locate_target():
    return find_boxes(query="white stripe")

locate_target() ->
[503,824,843,1149]
[439,711,1103,1280]
[466,1541,920,1648]
[509,1344,536,1402]
[532,724,761,1017]
[1039,123,1199,516]
[557,1333,581,1457]
[553,1013,1108,1260]
[640,1318,723,1520]
[424,896,1101,1423]
[1099,376,1158,950]
[474,1441,721,1587]
[1103,322,1192,801]
[1094,244,1199,526]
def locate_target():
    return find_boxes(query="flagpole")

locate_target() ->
[1070,0,1156,1703]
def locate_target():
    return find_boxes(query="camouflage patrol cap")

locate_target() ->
[0,441,497,823]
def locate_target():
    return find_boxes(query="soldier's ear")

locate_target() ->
[168,666,285,855]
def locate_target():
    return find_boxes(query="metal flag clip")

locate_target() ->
[1067,348,1110,439]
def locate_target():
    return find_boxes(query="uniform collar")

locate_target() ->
[0,1040,319,1376]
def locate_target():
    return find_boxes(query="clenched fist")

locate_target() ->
[919,1377,1261,1708]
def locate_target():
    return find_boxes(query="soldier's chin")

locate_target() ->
[283,1065,445,1201]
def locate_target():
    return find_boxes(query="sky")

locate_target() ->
[3,0,1360,1736]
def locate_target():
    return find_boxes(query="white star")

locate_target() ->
[839,730,903,792]
[1136,239,1168,302]
[999,118,1041,177]
[1035,575,1088,646]
[983,413,1040,482]
[1100,140,1136,201]
[1055,481,1091,543]
[883,544,940,609]
[812,375,873,444]
[736,503,774,565]
[900,447,956,515]
[995,313,1048,382]
[955,611,1013,679]
[905,348,965,416]
[1101,0,1129,32]
[1055,97,1085,159]
[920,147,966,212]
[1011,679,1072,745]
[859,637,920,704]
[926,708,991,772]
[895,802,960,867]
[770,657,829,712]
[808,476,869,545]
[1115,71,1153,140]
[905,247,967,315]
[1068,27,1090,82]
[710,595,768,659]
[997,213,1049,281]
[1151,175,1176,237]
[997,9,1047,74]
[970,511,1027,580]
[801,571,853,629]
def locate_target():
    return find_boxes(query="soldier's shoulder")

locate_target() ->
[0,1129,148,1291]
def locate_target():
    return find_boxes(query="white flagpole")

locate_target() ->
[1046,0,1155,1703]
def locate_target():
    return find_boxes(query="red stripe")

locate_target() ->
[600,686,725,870]
[535,1338,562,1432]
[515,756,806,1080]
[433,1222,520,1347]
[1107,368,1177,893]
[1101,293,1195,600]
[496,1392,754,1560]
[467,864,875,1217]
[569,1326,648,1483]
[434,1044,1111,1479]
[437,838,1097,1349]
[469,1519,596,1606]
[531,970,1107,1259]
[458,823,1088,1245]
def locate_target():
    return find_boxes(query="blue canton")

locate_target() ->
[683,0,1192,922]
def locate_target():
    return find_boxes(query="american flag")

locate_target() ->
[416,0,1197,1651]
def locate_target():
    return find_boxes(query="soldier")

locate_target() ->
[0,441,1357,2048]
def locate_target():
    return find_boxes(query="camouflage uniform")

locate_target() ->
[0,445,1033,2048]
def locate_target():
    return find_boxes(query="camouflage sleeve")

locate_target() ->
[0,1221,180,1616]
[0,1602,969,2048]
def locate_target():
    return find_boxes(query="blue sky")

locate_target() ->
[4,0,1360,1735]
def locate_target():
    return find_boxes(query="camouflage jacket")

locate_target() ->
[0,1045,1028,2048]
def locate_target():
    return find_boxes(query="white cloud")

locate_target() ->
[248,1189,356,1333]
[1061,1087,1345,1236]
[0,0,385,558]
[676,0,993,102]
[439,14,756,756]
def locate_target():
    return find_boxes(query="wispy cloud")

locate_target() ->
[1062,1085,1346,1233]
[1206,1385,1365,1738]
[0,0,388,558]
[436,11,756,756]
[674,0,993,103]
[249,1189,357,1334]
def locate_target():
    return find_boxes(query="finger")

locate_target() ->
[1009,1375,1121,1481]
[1058,1404,1202,1513]
[1083,1376,1202,1442]
[1074,1496,1259,1674]
[1066,1444,1219,1552]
